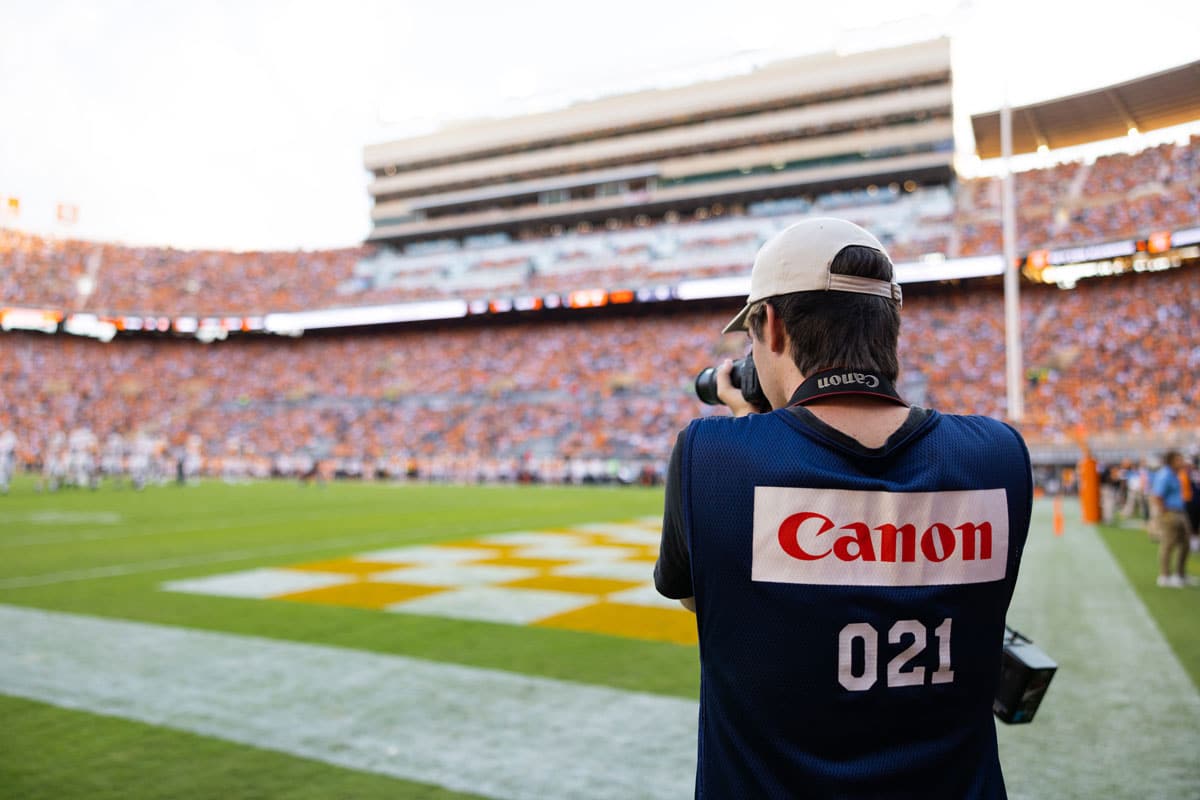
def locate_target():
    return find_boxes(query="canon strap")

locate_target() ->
[788,368,907,407]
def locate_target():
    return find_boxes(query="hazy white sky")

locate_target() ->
[1,0,1198,251]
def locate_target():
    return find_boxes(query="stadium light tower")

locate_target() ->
[1000,103,1024,422]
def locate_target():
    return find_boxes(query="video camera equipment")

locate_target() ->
[694,355,770,410]
[994,626,1056,724]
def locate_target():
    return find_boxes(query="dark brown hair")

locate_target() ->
[747,245,900,381]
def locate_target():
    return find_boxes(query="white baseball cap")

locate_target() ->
[722,217,902,334]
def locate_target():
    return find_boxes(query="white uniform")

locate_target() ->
[129,434,155,490]
[102,433,127,482]
[222,439,244,484]
[68,428,98,489]
[183,435,203,485]
[0,430,17,494]
[40,431,68,492]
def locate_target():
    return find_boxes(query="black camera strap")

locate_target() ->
[788,368,907,407]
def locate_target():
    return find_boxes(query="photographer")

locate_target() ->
[655,218,1032,798]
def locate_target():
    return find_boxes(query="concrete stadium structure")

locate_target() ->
[364,39,954,246]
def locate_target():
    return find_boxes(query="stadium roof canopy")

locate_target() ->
[971,59,1200,159]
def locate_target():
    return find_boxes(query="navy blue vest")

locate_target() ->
[680,408,1031,799]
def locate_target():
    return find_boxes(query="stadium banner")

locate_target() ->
[893,254,1004,283]
[1042,240,1137,266]
[677,255,1005,301]
[0,307,62,333]
[675,276,748,300]
[1172,226,1200,247]
[263,299,469,333]
[636,286,674,303]
[64,313,117,342]
[1147,230,1172,254]
[7,223,1196,343]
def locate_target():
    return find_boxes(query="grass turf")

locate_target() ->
[1,477,693,799]
[0,477,696,697]
[6,479,1200,799]
[0,694,487,800]
[1096,521,1200,689]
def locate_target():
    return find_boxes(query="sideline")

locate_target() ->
[996,498,1200,799]
[0,604,696,800]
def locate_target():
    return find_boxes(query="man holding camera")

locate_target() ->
[655,218,1032,798]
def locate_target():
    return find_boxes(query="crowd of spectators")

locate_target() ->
[954,135,1200,255]
[0,229,366,315]
[1019,267,1200,438]
[3,134,1197,480]
[3,263,1197,479]
[4,136,1196,318]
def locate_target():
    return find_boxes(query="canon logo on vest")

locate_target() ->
[751,487,1010,586]
[816,372,880,390]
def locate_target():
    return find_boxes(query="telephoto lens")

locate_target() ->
[696,359,743,405]
[694,366,721,405]
[694,356,768,408]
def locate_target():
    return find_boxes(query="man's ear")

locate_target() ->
[763,302,788,355]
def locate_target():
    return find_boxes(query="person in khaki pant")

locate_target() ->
[1150,451,1193,588]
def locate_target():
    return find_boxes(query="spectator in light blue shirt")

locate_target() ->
[1150,452,1191,588]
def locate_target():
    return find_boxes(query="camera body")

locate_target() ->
[694,355,770,409]
[993,629,1056,724]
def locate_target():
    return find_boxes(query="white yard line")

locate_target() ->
[0,511,123,525]
[0,507,363,548]
[0,531,423,589]
[0,506,553,549]
[0,604,696,800]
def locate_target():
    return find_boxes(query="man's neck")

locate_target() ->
[800,397,911,449]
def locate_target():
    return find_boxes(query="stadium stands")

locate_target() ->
[954,136,1200,255]
[3,262,1197,478]
[4,123,1199,480]
[0,230,366,315]
[4,136,1198,317]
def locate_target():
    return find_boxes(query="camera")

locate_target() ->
[993,626,1056,724]
[694,355,770,410]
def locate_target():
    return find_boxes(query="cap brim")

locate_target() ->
[722,303,752,334]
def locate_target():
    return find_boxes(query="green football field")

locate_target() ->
[1,477,1197,799]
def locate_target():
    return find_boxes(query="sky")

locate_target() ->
[1,0,1198,252]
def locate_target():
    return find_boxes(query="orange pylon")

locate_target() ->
[1053,496,1065,537]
